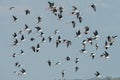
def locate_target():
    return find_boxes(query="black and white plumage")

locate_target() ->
[100,51,110,58]
[82,40,87,49]
[31,46,36,52]
[66,40,72,48]
[95,71,101,77]
[20,50,24,55]
[76,30,81,37]
[47,60,51,66]
[104,41,109,49]
[78,16,83,23]
[93,30,99,40]
[36,43,40,52]
[12,53,16,58]
[91,4,96,12]
[20,68,26,75]
[13,39,19,46]
[9,7,15,10]
[35,26,42,32]
[84,26,89,34]
[87,37,93,45]
[20,35,25,41]
[90,53,95,60]
[12,15,17,21]
[12,32,17,39]
[61,70,65,78]
[95,43,99,50]
[65,56,71,61]
[25,9,30,15]
[80,48,87,53]
[71,21,76,28]
[75,66,79,72]
[75,58,79,64]
[37,16,42,23]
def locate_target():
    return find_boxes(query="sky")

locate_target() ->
[0,0,120,80]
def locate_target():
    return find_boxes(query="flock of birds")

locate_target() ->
[10,0,118,80]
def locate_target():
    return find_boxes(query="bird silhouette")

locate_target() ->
[12,15,17,21]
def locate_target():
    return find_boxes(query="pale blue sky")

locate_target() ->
[0,0,120,80]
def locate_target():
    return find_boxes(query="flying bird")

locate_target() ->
[12,32,17,39]
[95,71,101,77]
[25,9,30,15]
[100,51,110,58]
[90,4,96,12]
[61,70,65,78]
[65,56,71,61]
[31,46,36,52]
[12,15,17,21]
[90,53,95,60]
[84,26,89,34]
[36,43,40,52]
[75,58,79,64]
[47,60,52,66]
[75,30,81,37]
[71,21,76,28]
[37,16,42,23]
[9,7,15,10]
[75,66,79,72]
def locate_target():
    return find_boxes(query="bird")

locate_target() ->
[20,68,26,75]
[20,50,24,55]
[95,71,101,77]
[58,13,63,20]
[37,16,42,23]
[12,15,17,21]
[100,51,110,58]
[71,21,76,28]
[75,66,79,72]
[30,37,35,41]
[78,16,83,23]
[41,37,46,43]
[24,24,30,31]
[75,30,81,37]
[13,39,19,46]
[82,39,87,49]
[90,4,96,12]
[36,43,40,52]
[35,26,42,32]
[48,1,55,8]
[104,41,109,49]
[75,58,79,64]
[48,36,53,42]
[54,29,59,35]
[65,56,71,61]
[90,53,95,60]
[95,43,99,50]
[9,7,15,10]
[25,9,30,15]
[31,46,36,52]
[87,37,93,45]
[80,48,87,53]
[61,70,65,78]
[12,53,16,58]
[72,6,78,15]
[59,6,64,14]
[66,40,72,48]
[93,30,99,40]
[47,60,51,66]
[20,35,25,41]
[15,62,22,68]
[84,26,89,34]
[12,32,17,39]
[55,62,61,66]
